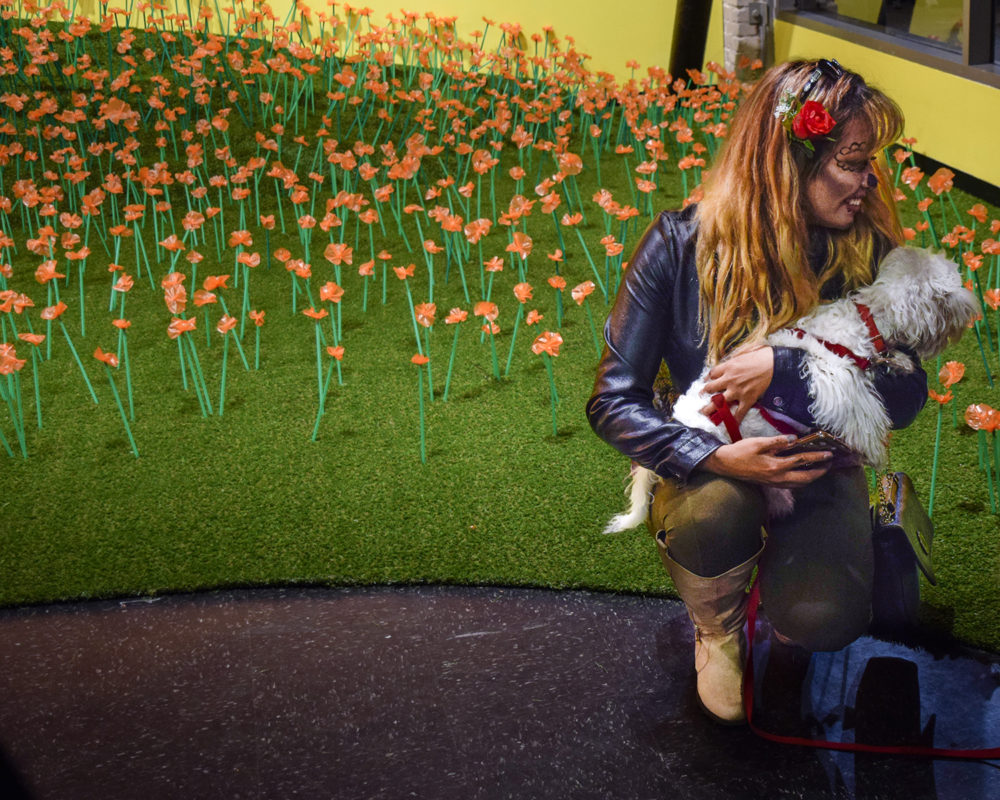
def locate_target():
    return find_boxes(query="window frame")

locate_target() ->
[774,0,1000,89]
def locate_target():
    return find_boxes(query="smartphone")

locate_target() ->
[777,430,856,459]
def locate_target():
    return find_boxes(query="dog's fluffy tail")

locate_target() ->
[603,466,658,534]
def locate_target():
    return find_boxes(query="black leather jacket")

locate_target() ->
[586,205,928,481]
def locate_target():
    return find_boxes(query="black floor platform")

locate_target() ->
[1,586,999,799]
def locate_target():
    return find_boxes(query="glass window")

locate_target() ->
[803,1,964,54]
[995,0,1000,65]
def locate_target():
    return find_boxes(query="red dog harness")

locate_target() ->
[709,302,888,440]
[789,301,887,371]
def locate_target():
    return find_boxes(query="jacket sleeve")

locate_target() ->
[757,344,928,431]
[873,348,928,429]
[586,214,723,482]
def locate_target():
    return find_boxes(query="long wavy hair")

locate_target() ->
[696,61,905,362]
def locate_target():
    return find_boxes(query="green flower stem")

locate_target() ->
[58,321,98,404]
[443,324,461,402]
[423,327,434,401]
[29,346,42,429]
[311,359,335,441]
[982,430,997,513]
[104,365,139,458]
[416,366,427,463]
[122,333,134,421]
[572,227,607,302]
[218,334,230,415]
[994,432,1000,511]
[542,353,558,436]
[929,402,943,517]
[0,375,26,457]
[584,301,602,357]
[972,322,994,388]
[313,323,323,403]
[487,323,500,379]
[184,334,213,416]
[504,304,524,377]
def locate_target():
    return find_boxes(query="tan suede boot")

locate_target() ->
[655,532,763,724]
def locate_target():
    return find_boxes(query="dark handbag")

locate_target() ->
[870,471,936,634]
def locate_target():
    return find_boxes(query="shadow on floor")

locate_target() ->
[0,586,998,799]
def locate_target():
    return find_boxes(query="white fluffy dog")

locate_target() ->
[605,246,978,531]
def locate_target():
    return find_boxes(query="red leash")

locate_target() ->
[743,581,1000,758]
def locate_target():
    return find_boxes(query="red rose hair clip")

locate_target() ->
[775,92,836,154]
[774,59,842,154]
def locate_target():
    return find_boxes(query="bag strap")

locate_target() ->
[743,581,1000,758]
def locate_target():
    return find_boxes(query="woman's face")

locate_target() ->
[803,116,877,230]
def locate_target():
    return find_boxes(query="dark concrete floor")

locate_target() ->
[0,585,998,800]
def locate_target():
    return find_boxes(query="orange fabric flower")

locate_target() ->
[35,261,65,284]
[411,353,429,365]
[93,347,119,368]
[228,230,253,248]
[928,388,952,405]
[965,403,995,431]
[164,285,187,314]
[159,234,185,252]
[526,309,544,325]
[40,301,68,320]
[513,282,533,303]
[249,310,266,327]
[216,315,237,335]
[531,331,563,357]
[414,302,436,327]
[302,307,329,320]
[203,275,230,291]
[393,263,416,280]
[571,281,596,305]
[0,344,26,374]
[320,282,345,303]
[506,232,533,260]
[327,345,345,360]
[473,301,499,321]
[167,317,197,339]
[548,275,567,291]
[445,308,468,324]
[113,274,134,293]
[968,204,988,224]
[18,332,46,346]
[193,289,217,307]
[927,168,954,196]
[963,252,983,271]
[112,319,131,330]
[939,361,965,387]
[324,242,353,265]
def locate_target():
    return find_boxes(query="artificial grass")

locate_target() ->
[1,7,999,654]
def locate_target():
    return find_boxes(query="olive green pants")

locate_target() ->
[648,467,874,652]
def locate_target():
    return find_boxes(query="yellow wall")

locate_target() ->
[279,0,679,80]
[774,19,1000,187]
[76,0,722,83]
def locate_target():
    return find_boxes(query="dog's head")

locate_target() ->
[853,247,979,360]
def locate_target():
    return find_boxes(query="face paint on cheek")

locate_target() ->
[834,140,871,172]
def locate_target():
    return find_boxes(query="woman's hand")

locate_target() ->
[700,346,774,423]
[700,435,832,487]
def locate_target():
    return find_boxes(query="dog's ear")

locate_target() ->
[877,248,978,360]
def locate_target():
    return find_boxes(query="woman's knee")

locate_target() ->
[765,580,871,652]
[649,472,766,577]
